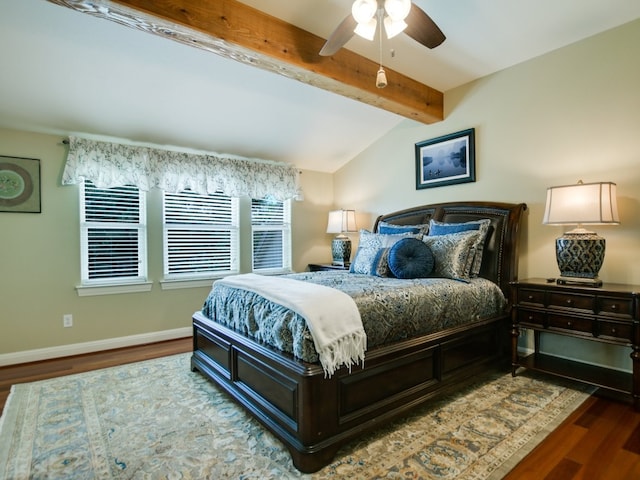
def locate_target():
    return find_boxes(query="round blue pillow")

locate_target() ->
[388,238,434,279]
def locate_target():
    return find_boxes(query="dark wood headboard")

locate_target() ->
[374,201,528,296]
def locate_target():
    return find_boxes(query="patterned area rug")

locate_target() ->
[0,353,593,479]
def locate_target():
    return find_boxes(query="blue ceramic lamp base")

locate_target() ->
[555,232,605,287]
[331,236,352,267]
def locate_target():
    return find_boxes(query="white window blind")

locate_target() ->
[251,198,291,272]
[163,191,239,279]
[80,180,147,285]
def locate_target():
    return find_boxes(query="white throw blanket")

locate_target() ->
[215,273,366,377]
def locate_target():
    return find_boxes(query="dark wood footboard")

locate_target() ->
[192,310,510,473]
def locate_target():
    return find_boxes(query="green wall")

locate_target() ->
[0,129,333,359]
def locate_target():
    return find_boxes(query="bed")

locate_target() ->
[191,201,527,472]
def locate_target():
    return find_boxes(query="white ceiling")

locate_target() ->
[1,0,640,173]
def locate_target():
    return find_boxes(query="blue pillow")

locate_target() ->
[378,221,429,235]
[428,219,491,277]
[428,219,482,236]
[350,230,418,276]
[387,238,434,279]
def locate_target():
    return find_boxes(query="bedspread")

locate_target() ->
[201,271,507,364]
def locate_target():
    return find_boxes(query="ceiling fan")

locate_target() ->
[319,0,446,57]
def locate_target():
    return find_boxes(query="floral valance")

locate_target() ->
[61,136,298,201]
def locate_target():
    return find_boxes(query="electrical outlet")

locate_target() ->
[63,314,73,328]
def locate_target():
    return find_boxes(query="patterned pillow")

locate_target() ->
[422,230,481,281]
[378,221,429,236]
[350,230,418,276]
[388,238,434,279]
[428,219,491,277]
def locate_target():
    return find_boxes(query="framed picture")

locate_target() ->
[415,128,475,190]
[0,156,41,213]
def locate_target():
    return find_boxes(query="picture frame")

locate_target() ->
[415,128,475,190]
[0,155,41,213]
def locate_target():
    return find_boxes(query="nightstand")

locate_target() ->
[308,263,349,272]
[511,278,640,409]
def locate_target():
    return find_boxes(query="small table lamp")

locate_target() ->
[326,209,358,266]
[543,180,619,287]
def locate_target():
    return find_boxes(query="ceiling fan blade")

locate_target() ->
[319,14,357,56]
[404,3,446,49]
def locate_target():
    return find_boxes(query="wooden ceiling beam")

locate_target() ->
[46,0,444,124]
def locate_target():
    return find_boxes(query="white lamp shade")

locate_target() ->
[384,0,411,21]
[383,16,407,39]
[354,17,377,40]
[543,181,620,226]
[327,209,358,234]
[352,0,378,24]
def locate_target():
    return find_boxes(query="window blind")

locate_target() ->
[251,198,291,272]
[163,191,239,278]
[80,181,147,283]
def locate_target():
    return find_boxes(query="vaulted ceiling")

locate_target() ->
[1,0,639,172]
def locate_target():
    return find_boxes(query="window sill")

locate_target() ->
[75,282,153,297]
[160,278,219,290]
[254,269,294,276]
[160,270,293,290]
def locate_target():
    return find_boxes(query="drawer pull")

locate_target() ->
[528,315,534,321]
[527,295,534,301]
[566,299,573,305]
[610,304,618,311]
[611,328,617,334]
[567,321,573,328]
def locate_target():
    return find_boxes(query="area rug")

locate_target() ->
[0,353,593,480]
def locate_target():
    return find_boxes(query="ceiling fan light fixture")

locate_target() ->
[384,0,411,21]
[320,0,445,57]
[352,0,378,24]
[354,18,377,40]
[383,16,407,39]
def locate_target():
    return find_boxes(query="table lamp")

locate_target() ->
[543,180,619,287]
[326,209,357,266]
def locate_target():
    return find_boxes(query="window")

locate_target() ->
[80,180,147,285]
[163,191,239,279]
[251,198,291,273]
[78,181,292,294]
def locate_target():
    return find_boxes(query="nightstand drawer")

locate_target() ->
[511,279,640,410]
[518,289,545,306]
[547,313,593,335]
[548,292,594,312]
[517,309,546,328]
[598,296,634,318]
[597,320,633,342]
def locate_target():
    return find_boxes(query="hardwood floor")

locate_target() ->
[0,337,192,417]
[1,338,638,478]
[504,392,640,479]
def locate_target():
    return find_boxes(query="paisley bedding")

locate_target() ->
[201,271,508,363]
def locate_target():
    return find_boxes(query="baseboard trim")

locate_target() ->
[0,327,193,367]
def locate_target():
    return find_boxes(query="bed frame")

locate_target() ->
[191,201,527,472]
